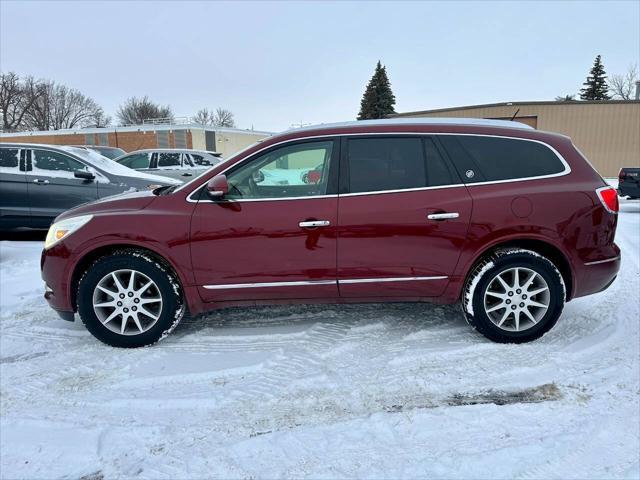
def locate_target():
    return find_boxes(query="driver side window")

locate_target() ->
[226,140,334,200]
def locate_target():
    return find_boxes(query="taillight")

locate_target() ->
[618,169,625,180]
[596,186,619,214]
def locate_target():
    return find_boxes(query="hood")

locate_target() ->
[55,190,157,222]
[58,146,181,186]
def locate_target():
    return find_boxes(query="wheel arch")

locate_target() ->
[463,238,575,300]
[70,243,187,312]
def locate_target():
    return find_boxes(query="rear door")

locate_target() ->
[0,147,30,228]
[26,148,99,227]
[337,136,473,298]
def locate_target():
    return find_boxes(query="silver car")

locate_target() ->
[0,143,180,229]
[115,149,222,182]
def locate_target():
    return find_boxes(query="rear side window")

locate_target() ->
[347,138,425,193]
[424,139,456,187]
[455,136,565,181]
[158,153,181,168]
[0,149,19,170]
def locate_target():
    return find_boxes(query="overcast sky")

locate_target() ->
[1,1,638,132]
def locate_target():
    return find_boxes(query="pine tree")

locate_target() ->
[357,61,396,120]
[580,55,611,100]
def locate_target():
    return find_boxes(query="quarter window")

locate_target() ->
[455,136,565,181]
[347,138,426,193]
[190,154,216,167]
[0,148,19,170]
[226,140,334,199]
[118,153,150,169]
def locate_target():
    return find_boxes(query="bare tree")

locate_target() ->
[0,73,44,132]
[193,107,214,125]
[23,81,107,130]
[609,64,639,100]
[212,107,235,128]
[116,96,173,125]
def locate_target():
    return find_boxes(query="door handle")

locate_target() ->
[299,220,331,228]
[32,179,50,185]
[427,212,459,221]
[182,173,193,176]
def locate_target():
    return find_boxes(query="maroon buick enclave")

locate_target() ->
[41,119,620,347]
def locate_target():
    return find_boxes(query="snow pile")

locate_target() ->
[1,201,638,479]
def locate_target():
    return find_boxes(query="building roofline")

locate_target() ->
[393,99,640,116]
[0,123,273,138]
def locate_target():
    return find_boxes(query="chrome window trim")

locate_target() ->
[203,276,447,290]
[584,256,620,266]
[186,132,571,203]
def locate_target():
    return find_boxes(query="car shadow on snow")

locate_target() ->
[175,301,473,340]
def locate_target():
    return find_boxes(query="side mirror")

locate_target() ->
[74,170,95,181]
[206,174,229,198]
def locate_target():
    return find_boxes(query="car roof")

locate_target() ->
[282,118,534,134]
[123,148,217,155]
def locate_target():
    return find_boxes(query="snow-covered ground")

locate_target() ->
[1,198,639,479]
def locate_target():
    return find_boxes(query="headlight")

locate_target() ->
[44,215,93,249]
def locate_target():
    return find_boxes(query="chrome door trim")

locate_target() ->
[339,276,447,284]
[203,280,337,290]
[202,276,448,290]
[584,256,620,266]
[184,132,571,203]
[427,212,460,220]
[299,220,331,228]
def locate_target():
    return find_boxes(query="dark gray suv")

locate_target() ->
[0,143,180,229]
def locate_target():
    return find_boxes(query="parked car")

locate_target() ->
[73,145,127,160]
[0,143,180,229]
[115,149,222,182]
[618,167,640,199]
[41,119,620,348]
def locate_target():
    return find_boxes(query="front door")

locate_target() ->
[190,139,339,302]
[337,136,473,298]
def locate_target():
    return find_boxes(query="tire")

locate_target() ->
[461,248,565,343]
[77,249,185,348]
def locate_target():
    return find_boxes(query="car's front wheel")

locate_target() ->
[462,248,566,343]
[77,249,184,347]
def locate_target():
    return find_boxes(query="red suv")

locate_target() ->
[40,119,620,347]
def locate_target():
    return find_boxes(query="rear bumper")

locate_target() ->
[573,249,621,299]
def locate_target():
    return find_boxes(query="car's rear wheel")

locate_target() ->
[77,250,184,347]
[462,248,565,343]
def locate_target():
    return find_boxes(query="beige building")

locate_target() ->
[394,100,640,177]
[0,123,272,159]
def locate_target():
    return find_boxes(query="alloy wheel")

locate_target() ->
[92,269,163,336]
[483,267,550,332]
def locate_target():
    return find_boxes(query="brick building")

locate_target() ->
[0,124,272,158]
